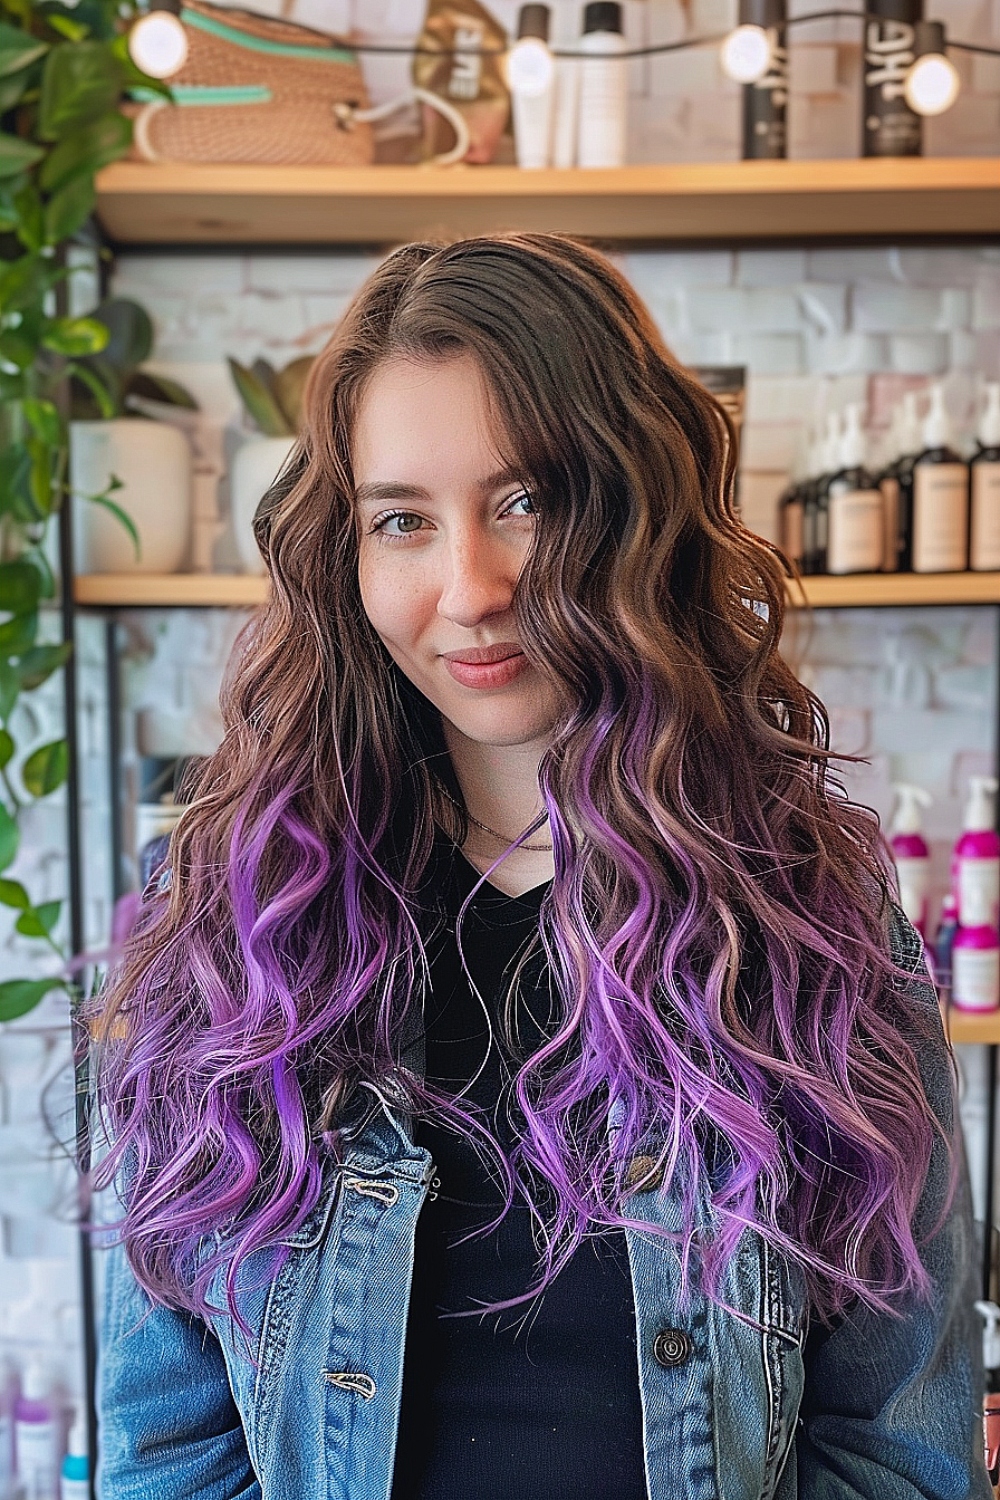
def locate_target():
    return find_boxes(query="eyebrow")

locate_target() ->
[352,466,524,509]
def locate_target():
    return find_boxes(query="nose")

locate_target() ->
[436,526,518,629]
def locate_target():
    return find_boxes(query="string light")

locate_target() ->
[121,6,999,122]
[719,23,773,83]
[128,0,188,80]
[506,35,556,97]
[904,20,961,115]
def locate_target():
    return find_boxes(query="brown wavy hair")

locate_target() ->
[85,233,952,1350]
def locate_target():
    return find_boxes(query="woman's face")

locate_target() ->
[353,354,562,755]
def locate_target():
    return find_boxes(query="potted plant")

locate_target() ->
[69,296,199,573]
[0,0,168,1022]
[227,354,312,575]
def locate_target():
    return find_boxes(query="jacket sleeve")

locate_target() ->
[795,904,992,1500]
[97,1235,262,1499]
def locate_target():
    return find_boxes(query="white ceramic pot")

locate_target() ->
[71,418,193,574]
[230,435,297,576]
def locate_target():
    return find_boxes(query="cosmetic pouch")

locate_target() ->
[127,0,373,166]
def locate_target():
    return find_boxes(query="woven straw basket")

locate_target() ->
[128,0,374,167]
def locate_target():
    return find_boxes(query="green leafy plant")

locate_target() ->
[227,354,314,437]
[70,294,198,420]
[0,0,166,1022]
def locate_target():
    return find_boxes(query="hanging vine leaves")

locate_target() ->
[1,0,166,1018]
[22,739,68,797]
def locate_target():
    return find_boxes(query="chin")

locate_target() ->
[442,706,556,749]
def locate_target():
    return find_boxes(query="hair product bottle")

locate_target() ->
[956,775,1000,930]
[740,0,787,158]
[862,0,922,157]
[970,383,1000,573]
[911,384,969,574]
[934,890,959,1002]
[59,1414,88,1500]
[879,391,922,572]
[779,473,805,571]
[889,783,932,938]
[576,1,627,168]
[952,923,1000,1013]
[825,404,883,575]
[799,431,821,574]
[809,411,841,574]
[551,36,579,166]
[12,1359,55,1500]
[0,1355,16,1500]
[510,4,555,169]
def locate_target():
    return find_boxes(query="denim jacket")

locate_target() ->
[96,903,991,1499]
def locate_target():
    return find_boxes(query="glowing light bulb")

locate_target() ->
[128,10,188,80]
[719,24,772,84]
[506,36,555,97]
[904,51,960,115]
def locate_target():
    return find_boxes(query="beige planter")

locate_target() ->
[71,418,192,574]
[230,435,297,576]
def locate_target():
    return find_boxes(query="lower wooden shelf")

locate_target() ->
[946,1008,1000,1047]
[75,573,269,606]
[72,570,1000,609]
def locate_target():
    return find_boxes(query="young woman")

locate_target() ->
[87,233,990,1499]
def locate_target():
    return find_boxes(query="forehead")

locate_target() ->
[351,355,512,490]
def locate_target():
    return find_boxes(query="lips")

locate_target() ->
[442,644,523,666]
[443,652,529,689]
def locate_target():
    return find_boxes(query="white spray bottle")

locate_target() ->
[889,783,932,939]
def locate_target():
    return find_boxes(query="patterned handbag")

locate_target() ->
[127,0,374,167]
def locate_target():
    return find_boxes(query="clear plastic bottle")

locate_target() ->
[911,384,970,574]
[12,1359,55,1500]
[970,383,1000,572]
[0,1355,18,1500]
[58,1415,88,1500]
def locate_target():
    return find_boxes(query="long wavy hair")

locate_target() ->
[84,232,955,1358]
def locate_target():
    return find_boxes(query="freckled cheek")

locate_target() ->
[358,556,435,654]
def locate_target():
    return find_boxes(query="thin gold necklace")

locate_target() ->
[434,779,553,852]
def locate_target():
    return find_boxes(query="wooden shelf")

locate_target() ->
[93,157,1000,247]
[74,573,268,606]
[946,1008,1000,1046]
[73,570,1000,610]
[789,572,1000,608]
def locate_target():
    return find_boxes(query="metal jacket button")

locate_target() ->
[624,1154,664,1192]
[653,1328,693,1368]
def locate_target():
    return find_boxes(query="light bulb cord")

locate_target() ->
[147,5,1000,60]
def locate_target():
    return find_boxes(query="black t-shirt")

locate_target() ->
[389,836,648,1500]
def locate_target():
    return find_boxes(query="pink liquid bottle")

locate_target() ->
[889,782,932,940]
[956,775,1000,931]
[952,776,1000,1014]
[952,922,1000,1013]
